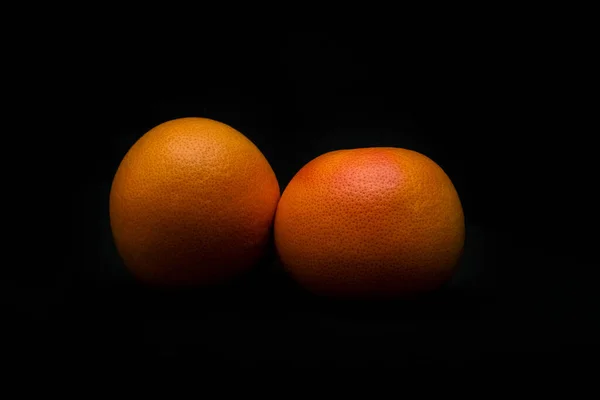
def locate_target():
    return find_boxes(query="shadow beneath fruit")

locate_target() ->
[96,229,285,321]
[258,222,499,323]
[70,181,496,330]
[272,282,496,323]
[97,222,497,326]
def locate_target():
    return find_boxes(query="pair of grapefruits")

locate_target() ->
[109,117,464,297]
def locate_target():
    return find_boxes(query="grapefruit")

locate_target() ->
[274,147,464,298]
[109,117,280,287]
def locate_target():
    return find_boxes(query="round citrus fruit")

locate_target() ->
[274,147,464,298]
[109,117,280,287]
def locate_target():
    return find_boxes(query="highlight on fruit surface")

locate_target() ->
[109,117,280,288]
[274,147,465,298]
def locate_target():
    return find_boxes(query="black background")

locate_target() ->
[8,23,596,373]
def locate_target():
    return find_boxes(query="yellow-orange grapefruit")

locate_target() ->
[274,147,464,298]
[109,117,280,287]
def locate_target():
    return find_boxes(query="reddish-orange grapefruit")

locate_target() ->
[274,147,464,298]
